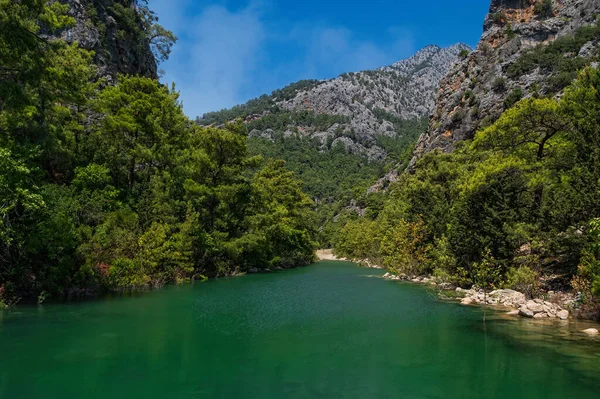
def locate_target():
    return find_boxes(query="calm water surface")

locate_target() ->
[1,261,599,398]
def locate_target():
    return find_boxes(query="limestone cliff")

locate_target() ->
[200,44,470,162]
[51,0,157,81]
[409,0,600,167]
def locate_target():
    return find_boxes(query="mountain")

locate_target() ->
[198,44,471,163]
[333,0,600,319]
[410,0,600,167]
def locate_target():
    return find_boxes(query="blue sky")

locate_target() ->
[149,0,490,117]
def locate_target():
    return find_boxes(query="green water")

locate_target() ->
[1,261,599,398]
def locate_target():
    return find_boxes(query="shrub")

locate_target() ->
[506,24,516,39]
[492,77,507,92]
[506,266,540,298]
[459,49,470,58]
[504,88,523,109]
[490,11,507,25]
[534,0,554,19]
[451,110,465,124]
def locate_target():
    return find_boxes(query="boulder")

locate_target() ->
[506,310,520,316]
[525,300,544,313]
[461,297,474,305]
[486,289,526,308]
[519,307,535,318]
[556,310,569,320]
[533,312,548,319]
[581,328,599,335]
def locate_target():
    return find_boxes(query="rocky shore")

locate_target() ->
[382,270,573,319]
[316,252,600,333]
[377,271,600,336]
[456,287,570,320]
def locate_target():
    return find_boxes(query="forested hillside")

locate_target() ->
[198,46,467,244]
[335,5,600,319]
[0,0,316,307]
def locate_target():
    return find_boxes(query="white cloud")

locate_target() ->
[276,23,416,84]
[152,1,266,116]
[150,1,416,117]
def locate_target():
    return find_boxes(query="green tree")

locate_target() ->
[88,76,188,195]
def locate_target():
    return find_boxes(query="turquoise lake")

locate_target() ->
[1,260,599,398]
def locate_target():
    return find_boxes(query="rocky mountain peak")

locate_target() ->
[206,44,471,163]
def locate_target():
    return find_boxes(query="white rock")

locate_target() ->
[461,297,474,305]
[519,307,535,318]
[506,310,520,316]
[556,310,569,320]
[526,300,544,313]
[582,328,599,335]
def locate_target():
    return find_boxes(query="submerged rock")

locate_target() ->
[581,328,599,335]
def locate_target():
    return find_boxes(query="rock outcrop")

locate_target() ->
[409,0,600,167]
[201,44,470,162]
[50,0,158,81]
[457,287,571,319]
[279,44,470,134]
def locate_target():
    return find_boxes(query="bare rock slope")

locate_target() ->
[200,44,470,162]
[410,0,600,167]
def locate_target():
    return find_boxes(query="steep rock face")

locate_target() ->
[410,0,600,167]
[278,45,469,150]
[281,44,469,122]
[51,0,157,81]
[216,44,470,161]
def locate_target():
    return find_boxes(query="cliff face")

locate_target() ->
[280,44,470,124]
[52,0,157,81]
[204,44,470,162]
[409,0,600,167]
[273,44,470,159]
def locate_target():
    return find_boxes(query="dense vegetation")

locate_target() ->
[334,68,600,318]
[196,80,324,126]
[0,0,316,307]
[246,116,426,246]
[506,19,600,92]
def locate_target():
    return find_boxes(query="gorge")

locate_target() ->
[1,0,600,397]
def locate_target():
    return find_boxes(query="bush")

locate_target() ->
[506,266,540,298]
[504,88,523,109]
[534,0,554,19]
[451,110,465,123]
[492,77,507,93]
[490,11,507,25]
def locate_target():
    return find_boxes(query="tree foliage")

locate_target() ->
[334,68,600,310]
[0,1,316,305]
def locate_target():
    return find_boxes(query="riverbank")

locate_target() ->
[315,249,345,261]
[318,252,599,334]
